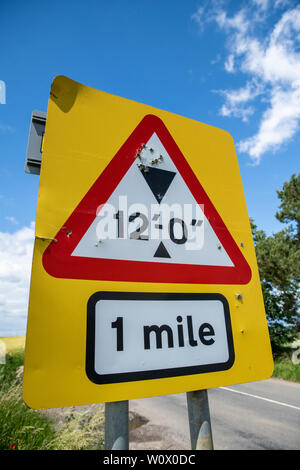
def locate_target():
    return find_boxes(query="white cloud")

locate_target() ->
[220,103,254,123]
[252,0,269,10]
[215,80,264,122]
[240,10,300,85]
[0,223,35,336]
[194,3,300,164]
[236,7,300,163]
[0,123,14,133]
[238,85,300,163]
[5,216,18,225]
[224,54,235,72]
[191,7,205,31]
[215,8,250,35]
[211,53,221,65]
[274,0,294,8]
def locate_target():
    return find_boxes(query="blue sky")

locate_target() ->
[0,0,299,335]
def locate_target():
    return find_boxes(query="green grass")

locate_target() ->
[273,359,300,382]
[0,348,104,450]
[0,350,57,450]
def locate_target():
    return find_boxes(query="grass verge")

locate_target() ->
[272,359,300,383]
[0,349,56,450]
[0,349,104,450]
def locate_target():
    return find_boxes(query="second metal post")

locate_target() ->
[186,389,214,450]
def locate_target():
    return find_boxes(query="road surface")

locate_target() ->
[129,378,300,450]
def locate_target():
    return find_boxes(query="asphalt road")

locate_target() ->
[129,378,300,450]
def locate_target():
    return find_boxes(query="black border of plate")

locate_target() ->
[86,292,235,385]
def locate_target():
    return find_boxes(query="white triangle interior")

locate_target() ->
[71,133,234,267]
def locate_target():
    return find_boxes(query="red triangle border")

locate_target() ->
[42,114,251,285]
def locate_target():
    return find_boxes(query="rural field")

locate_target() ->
[0,337,105,450]
[1,337,25,353]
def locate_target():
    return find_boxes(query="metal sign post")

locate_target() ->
[104,394,212,451]
[187,390,213,450]
[105,401,129,450]
[104,392,213,450]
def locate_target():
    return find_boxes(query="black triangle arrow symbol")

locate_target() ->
[153,241,171,258]
[141,167,176,204]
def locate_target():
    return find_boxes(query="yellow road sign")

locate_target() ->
[23,75,273,409]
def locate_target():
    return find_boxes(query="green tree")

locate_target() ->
[251,173,300,355]
[276,173,300,244]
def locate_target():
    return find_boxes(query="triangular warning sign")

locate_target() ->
[42,114,251,284]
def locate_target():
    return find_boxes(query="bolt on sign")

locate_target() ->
[23,75,273,409]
